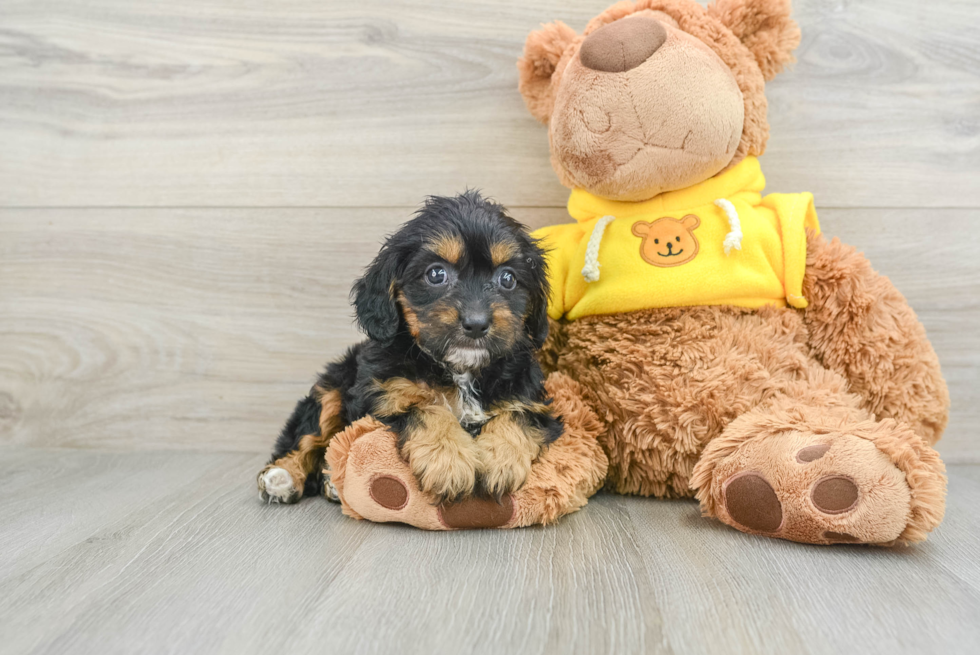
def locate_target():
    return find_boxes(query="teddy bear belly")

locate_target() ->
[553,304,818,498]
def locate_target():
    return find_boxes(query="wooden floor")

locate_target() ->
[2,0,979,653]
[0,450,977,655]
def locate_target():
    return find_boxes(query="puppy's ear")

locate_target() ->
[708,0,800,81]
[352,245,401,345]
[517,21,578,123]
[526,296,550,349]
[523,237,552,349]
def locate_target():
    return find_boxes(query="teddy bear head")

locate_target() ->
[518,0,801,202]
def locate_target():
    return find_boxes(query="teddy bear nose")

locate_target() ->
[579,14,668,73]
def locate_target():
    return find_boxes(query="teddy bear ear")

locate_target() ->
[517,21,578,123]
[707,0,801,81]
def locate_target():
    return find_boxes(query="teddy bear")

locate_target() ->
[515,0,948,545]
[324,0,948,545]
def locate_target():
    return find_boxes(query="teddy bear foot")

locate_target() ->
[322,372,608,530]
[327,424,519,530]
[692,409,946,545]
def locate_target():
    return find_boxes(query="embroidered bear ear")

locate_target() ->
[517,21,578,123]
[681,214,701,231]
[631,221,652,237]
[707,0,801,81]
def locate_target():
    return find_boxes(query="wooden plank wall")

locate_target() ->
[1,0,978,460]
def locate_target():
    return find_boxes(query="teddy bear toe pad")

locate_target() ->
[369,476,409,510]
[722,473,783,533]
[810,475,860,514]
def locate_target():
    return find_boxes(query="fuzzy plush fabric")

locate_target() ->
[802,231,950,446]
[541,231,948,544]
[548,12,746,200]
[518,0,800,201]
[514,0,948,546]
[690,387,946,545]
[324,373,608,530]
[706,0,800,81]
[517,21,580,124]
[550,304,818,498]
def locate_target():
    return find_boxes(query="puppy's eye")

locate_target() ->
[497,268,517,291]
[425,264,448,286]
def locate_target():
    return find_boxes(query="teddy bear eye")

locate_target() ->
[676,236,681,242]
[654,238,659,244]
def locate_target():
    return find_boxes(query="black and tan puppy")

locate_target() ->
[258,191,563,505]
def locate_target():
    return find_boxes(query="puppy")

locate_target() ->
[258,191,563,505]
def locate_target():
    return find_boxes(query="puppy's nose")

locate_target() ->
[461,313,490,339]
[579,14,667,73]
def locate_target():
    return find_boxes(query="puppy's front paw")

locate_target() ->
[403,433,479,504]
[477,417,542,498]
[258,466,301,504]
[479,454,533,499]
[477,441,537,499]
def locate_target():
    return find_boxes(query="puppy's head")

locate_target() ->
[352,191,550,370]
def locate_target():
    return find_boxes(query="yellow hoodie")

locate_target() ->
[532,157,820,321]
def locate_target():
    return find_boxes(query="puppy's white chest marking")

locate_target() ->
[452,372,488,427]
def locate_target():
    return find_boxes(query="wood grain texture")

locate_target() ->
[0,449,977,655]
[1,0,978,207]
[1,206,977,460]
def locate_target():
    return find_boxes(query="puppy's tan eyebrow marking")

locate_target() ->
[490,240,519,267]
[426,234,464,264]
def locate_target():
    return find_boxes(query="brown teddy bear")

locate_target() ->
[517,0,948,545]
[324,0,948,544]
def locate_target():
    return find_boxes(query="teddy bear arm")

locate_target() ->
[801,231,949,445]
[324,373,608,530]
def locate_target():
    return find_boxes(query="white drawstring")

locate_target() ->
[581,215,615,282]
[714,198,742,255]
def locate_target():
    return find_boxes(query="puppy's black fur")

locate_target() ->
[261,191,562,503]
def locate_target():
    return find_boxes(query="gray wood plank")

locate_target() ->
[0,449,977,655]
[2,207,977,460]
[0,448,254,582]
[1,0,977,208]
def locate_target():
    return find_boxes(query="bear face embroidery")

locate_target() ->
[631,215,700,267]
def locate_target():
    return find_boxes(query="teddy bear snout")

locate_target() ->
[580,14,667,73]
